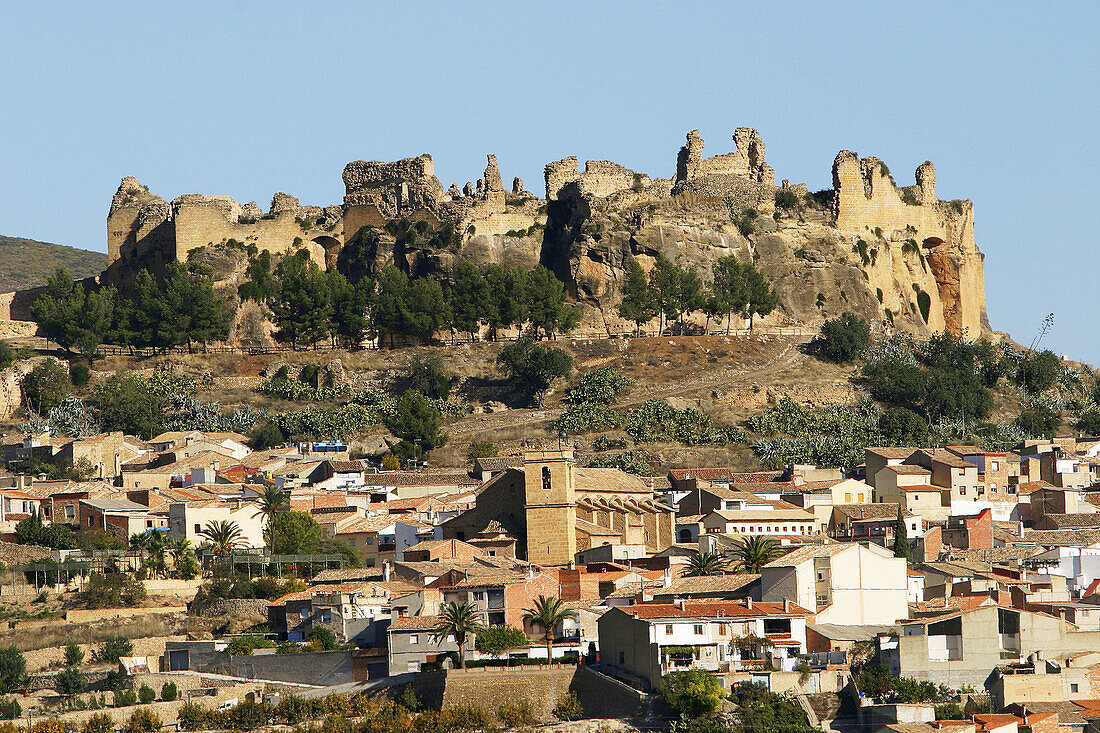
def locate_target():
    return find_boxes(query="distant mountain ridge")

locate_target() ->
[0,235,106,292]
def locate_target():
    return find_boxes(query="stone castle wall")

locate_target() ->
[832,151,986,336]
[544,158,649,201]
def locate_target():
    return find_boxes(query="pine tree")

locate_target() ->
[742,262,779,332]
[648,257,681,334]
[270,251,334,348]
[710,255,748,333]
[484,264,527,340]
[524,266,580,340]
[617,260,658,334]
[450,261,490,339]
[893,505,911,561]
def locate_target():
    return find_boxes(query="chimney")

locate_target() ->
[744,597,753,610]
[663,567,672,588]
[382,561,391,582]
[784,599,790,613]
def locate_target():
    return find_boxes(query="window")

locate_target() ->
[991,460,999,471]
[1071,683,1080,693]
[65,506,75,519]
[693,624,704,635]
[817,572,824,581]
[194,523,201,534]
[763,618,791,635]
[858,493,865,502]
[542,466,552,490]
[409,635,419,645]
[665,624,674,635]
[959,487,966,495]
[844,493,852,502]
[991,482,998,490]
[473,592,485,601]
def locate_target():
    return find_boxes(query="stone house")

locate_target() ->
[888,604,1100,689]
[760,542,908,625]
[166,499,265,548]
[828,503,923,546]
[52,432,147,480]
[387,615,458,675]
[331,514,427,568]
[401,539,483,563]
[700,502,818,537]
[442,449,674,566]
[597,599,812,690]
[438,567,559,629]
[268,579,417,645]
[0,488,40,529]
[79,497,166,538]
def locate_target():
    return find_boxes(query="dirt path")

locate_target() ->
[444,337,809,439]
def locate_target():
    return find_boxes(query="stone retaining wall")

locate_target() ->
[191,598,270,618]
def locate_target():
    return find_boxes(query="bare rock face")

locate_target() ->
[342,154,445,217]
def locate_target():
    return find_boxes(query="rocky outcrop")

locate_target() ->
[83,126,988,341]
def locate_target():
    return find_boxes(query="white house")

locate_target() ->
[760,542,908,625]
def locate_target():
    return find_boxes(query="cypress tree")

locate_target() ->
[893,505,911,560]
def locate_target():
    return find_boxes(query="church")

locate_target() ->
[441,449,675,565]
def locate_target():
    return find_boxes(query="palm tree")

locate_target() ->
[730,535,783,572]
[522,595,577,665]
[200,520,244,557]
[684,551,730,577]
[257,485,289,552]
[434,601,483,669]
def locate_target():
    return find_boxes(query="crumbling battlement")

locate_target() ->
[832,150,984,337]
[544,157,650,201]
[675,128,775,186]
[342,154,445,216]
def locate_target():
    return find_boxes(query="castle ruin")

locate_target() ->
[3,126,989,339]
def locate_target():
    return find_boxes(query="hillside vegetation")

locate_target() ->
[0,235,106,291]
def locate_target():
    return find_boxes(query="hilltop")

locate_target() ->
[0,234,106,292]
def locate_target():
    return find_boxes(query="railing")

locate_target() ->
[54,325,821,359]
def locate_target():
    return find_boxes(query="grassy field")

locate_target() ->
[0,234,106,291]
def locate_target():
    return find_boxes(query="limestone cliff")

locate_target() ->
[83,126,987,341]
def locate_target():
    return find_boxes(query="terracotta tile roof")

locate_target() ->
[1044,513,1100,528]
[1021,528,1100,546]
[866,447,920,460]
[360,472,480,488]
[390,615,442,631]
[621,600,812,619]
[833,503,909,520]
[668,468,785,483]
[403,539,481,554]
[653,574,759,596]
[762,543,853,568]
[887,465,933,475]
[473,456,525,473]
[913,595,995,613]
[387,496,443,512]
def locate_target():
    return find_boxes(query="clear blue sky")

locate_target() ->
[1,2,1097,361]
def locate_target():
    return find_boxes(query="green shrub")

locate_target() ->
[935,703,965,720]
[497,700,535,727]
[82,712,113,733]
[308,626,339,651]
[274,695,313,724]
[817,313,870,363]
[554,403,625,434]
[915,288,931,323]
[0,697,21,720]
[122,708,161,733]
[564,366,634,405]
[138,684,155,704]
[176,702,212,731]
[85,574,146,609]
[552,692,583,721]
[774,189,799,209]
[112,689,137,708]
[98,635,133,664]
[466,442,498,461]
[159,682,177,702]
[69,364,91,387]
[226,635,276,656]
[64,642,84,667]
[1018,350,1061,394]
[55,667,86,696]
[474,625,528,657]
[591,434,628,451]
[223,700,273,730]
[585,451,652,475]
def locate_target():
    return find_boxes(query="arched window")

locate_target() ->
[679,529,692,543]
[542,466,552,490]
